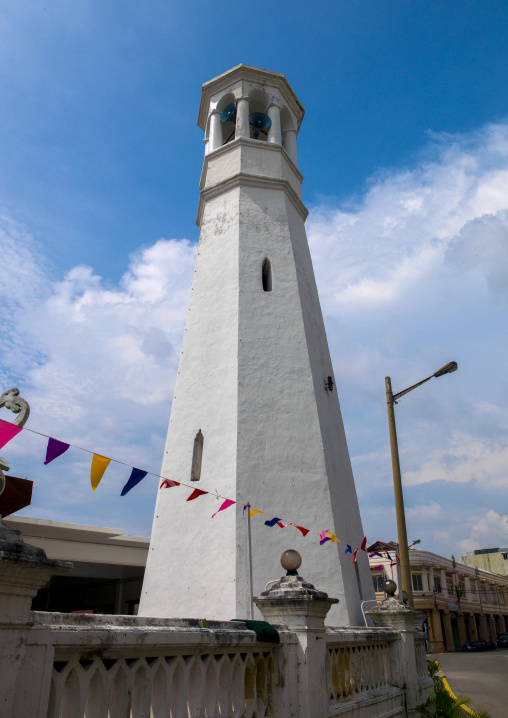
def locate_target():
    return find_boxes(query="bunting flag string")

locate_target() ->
[0,418,23,450]
[121,468,148,496]
[212,499,235,518]
[44,438,70,465]
[3,417,374,552]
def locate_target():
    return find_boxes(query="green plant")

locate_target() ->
[410,660,491,718]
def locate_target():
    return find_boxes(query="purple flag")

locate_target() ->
[320,536,331,545]
[44,438,70,465]
[121,468,148,496]
[264,517,281,527]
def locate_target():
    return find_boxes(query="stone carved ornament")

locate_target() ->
[0,388,30,496]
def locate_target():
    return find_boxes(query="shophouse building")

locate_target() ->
[369,541,508,652]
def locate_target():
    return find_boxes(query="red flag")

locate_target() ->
[295,525,309,537]
[186,488,208,501]
[353,548,359,564]
[160,479,180,488]
[361,536,367,551]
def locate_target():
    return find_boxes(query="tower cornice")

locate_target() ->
[198,64,305,133]
[196,172,309,228]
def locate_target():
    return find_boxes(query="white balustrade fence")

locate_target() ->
[0,610,433,718]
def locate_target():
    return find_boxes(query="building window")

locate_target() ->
[262,259,272,292]
[191,430,204,481]
[491,589,498,603]
[446,574,454,594]
[434,577,442,594]
[412,574,423,592]
[372,574,385,593]
[499,591,505,605]
[480,586,487,600]
[502,553,508,560]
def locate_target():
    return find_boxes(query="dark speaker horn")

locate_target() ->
[249,112,271,137]
[221,102,237,123]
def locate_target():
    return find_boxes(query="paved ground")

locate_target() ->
[428,650,508,718]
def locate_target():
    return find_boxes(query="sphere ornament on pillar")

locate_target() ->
[281,549,301,575]
[383,579,397,596]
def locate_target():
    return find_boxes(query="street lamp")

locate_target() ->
[385,361,458,607]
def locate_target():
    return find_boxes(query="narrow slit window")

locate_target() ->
[262,259,272,292]
[191,430,204,481]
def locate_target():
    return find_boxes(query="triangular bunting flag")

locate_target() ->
[385,550,393,561]
[361,536,367,551]
[373,565,383,571]
[320,530,329,540]
[294,526,309,537]
[345,545,352,555]
[160,479,180,488]
[121,467,148,496]
[0,419,23,450]
[44,438,70,465]
[353,548,359,564]
[320,536,331,545]
[90,454,111,492]
[264,517,281,527]
[328,532,340,543]
[369,551,383,558]
[186,488,208,501]
[212,499,235,518]
[250,509,264,518]
[277,521,290,528]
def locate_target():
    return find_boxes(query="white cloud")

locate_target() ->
[457,510,508,555]
[2,119,508,549]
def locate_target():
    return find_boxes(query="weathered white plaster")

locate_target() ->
[140,65,374,625]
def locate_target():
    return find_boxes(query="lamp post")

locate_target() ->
[386,362,457,607]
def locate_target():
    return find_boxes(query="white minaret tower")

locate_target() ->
[140,65,374,625]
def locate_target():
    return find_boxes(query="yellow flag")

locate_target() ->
[329,532,341,542]
[250,509,264,518]
[90,454,111,492]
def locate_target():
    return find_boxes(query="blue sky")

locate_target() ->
[1,1,508,560]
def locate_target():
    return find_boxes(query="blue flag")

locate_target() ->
[264,516,281,527]
[345,545,352,555]
[121,467,148,496]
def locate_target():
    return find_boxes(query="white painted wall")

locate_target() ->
[140,66,374,625]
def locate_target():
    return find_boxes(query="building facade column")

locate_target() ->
[209,110,222,153]
[428,608,445,653]
[457,614,467,647]
[235,97,250,139]
[488,615,497,642]
[442,611,455,652]
[283,129,298,167]
[498,614,506,633]
[467,613,478,641]
[267,104,282,145]
[478,614,489,641]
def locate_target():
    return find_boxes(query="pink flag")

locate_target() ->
[212,499,235,518]
[0,419,22,450]
[320,529,329,540]
[373,565,383,571]
[186,488,208,501]
[353,548,359,564]
[160,479,180,488]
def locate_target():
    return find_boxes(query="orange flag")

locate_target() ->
[90,454,111,492]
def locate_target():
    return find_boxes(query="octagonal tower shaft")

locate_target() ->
[140,65,374,625]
